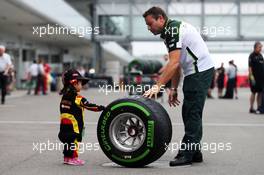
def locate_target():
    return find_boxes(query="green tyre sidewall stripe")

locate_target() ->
[111,149,150,163]
[111,102,150,118]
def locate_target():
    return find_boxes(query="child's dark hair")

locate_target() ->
[59,84,77,96]
[59,69,89,96]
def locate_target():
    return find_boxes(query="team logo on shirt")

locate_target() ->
[169,43,175,48]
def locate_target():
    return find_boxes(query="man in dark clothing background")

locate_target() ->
[222,60,236,99]
[216,63,225,98]
[248,41,264,114]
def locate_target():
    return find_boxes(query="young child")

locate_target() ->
[58,69,105,166]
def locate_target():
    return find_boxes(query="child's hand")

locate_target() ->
[98,105,106,111]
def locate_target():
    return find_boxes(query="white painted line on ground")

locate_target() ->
[0,121,60,124]
[0,105,16,108]
[0,121,264,127]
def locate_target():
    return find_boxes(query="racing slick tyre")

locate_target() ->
[97,97,172,167]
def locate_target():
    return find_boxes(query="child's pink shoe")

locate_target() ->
[64,157,85,166]
[75,158,85,165]
[64,157,70,164]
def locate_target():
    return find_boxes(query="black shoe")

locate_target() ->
[256,107,264,114]
[174,151,203,163]
[170,156,192,166]
[255,110,261,114]
[192,151,203,162]
[249,108,256,114]
[174,153,183,160]
[207,95,214,99]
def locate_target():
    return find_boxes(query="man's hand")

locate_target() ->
[3,70,8,76]
[249,74,256,86]
[143,84,162,99]
[168,89,180,107]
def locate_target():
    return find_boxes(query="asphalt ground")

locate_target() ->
[0,88,264,175]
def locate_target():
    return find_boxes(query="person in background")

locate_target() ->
[27,60,38,95]
[0,45,12,104]
[207,71,216,99]
[77,65,85,77]
[6,58,15,95]
[216,63,225,98]
[35,58,45,95]
[231,60,238,99]
[221,60,236,99]
[248,41,264,114]
[43,59,51,94]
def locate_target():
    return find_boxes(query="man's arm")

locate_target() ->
[171,64,181,91]
[4,54,12,75]
[248,67,252,75]
[158,65,166,74]
[156,50,181,88]
[248,66,255,82]
[248,55,254,81]
[4,64,11,75]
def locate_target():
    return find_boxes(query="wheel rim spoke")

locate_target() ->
[137,135,142,142]
[119,131,127,135]
[136,118,140,127]
[119,131,127,134]
[131,137,136,146]
[110,113,146,152]
[121,123,130,128]
[129,118,135,126]
[121,136,132,144]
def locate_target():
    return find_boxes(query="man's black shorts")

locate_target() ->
[250,80,264,93]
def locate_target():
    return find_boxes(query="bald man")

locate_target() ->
[0,45,12,104]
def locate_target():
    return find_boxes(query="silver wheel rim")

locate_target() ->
[109,113,146,152]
